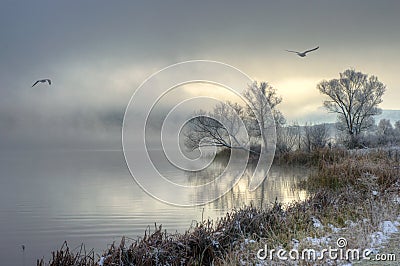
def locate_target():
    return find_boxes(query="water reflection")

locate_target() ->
[184,158,309,211]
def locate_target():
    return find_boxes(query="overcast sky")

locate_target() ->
[1,0,399,149]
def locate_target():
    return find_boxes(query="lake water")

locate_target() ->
[0,150,309,265]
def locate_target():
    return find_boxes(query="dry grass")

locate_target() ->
[274,147,349,166]
[301,149,399,192]
[36,241,96,266]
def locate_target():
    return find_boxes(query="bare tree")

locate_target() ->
[377,119,395,145]
[303,123,330,152]
[184,111,227,150]
[243,81,282,152]
[276,124,300,154]
[378,119,394,136]
[317,69,385,148]
[184,102,250,152]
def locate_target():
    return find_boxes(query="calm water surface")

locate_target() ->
[0,150,309,265]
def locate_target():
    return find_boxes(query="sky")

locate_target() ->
[1,0,399,149]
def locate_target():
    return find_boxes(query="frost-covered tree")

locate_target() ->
[317,69,385,148]
[184,102,249,152]
[377,119,395,145]
[303,123,330,152]
[378,119,394,136]
[243,81,282,152]
[276,124,300,154]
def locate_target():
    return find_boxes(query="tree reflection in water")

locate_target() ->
[184,158,310,212]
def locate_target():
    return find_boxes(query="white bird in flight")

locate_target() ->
[32,79,51,87]
[285,46,319,57]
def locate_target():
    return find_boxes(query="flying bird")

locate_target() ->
[285,46,319,57]
[32,79,51,87]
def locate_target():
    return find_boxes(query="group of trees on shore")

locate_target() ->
[361,118,400,147]
[185,68,398,155]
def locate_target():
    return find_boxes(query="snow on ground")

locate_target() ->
[269,219,400,265]
[394,196,400,204]
[381,221,399,235]
[328,223,341,233]
[304,236,331,247]
[369,220,400,252]
[311,217,323,229]
[244,238,256,245]
[98,256,105,266]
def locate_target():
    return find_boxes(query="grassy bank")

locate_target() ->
[37,149,400,265]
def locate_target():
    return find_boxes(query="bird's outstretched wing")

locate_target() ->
[31,80,39,87]
[285,49,299,53]
[46,79,51,85]
[303,46,319,54]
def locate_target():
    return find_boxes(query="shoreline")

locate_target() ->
[38,148,400,265]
